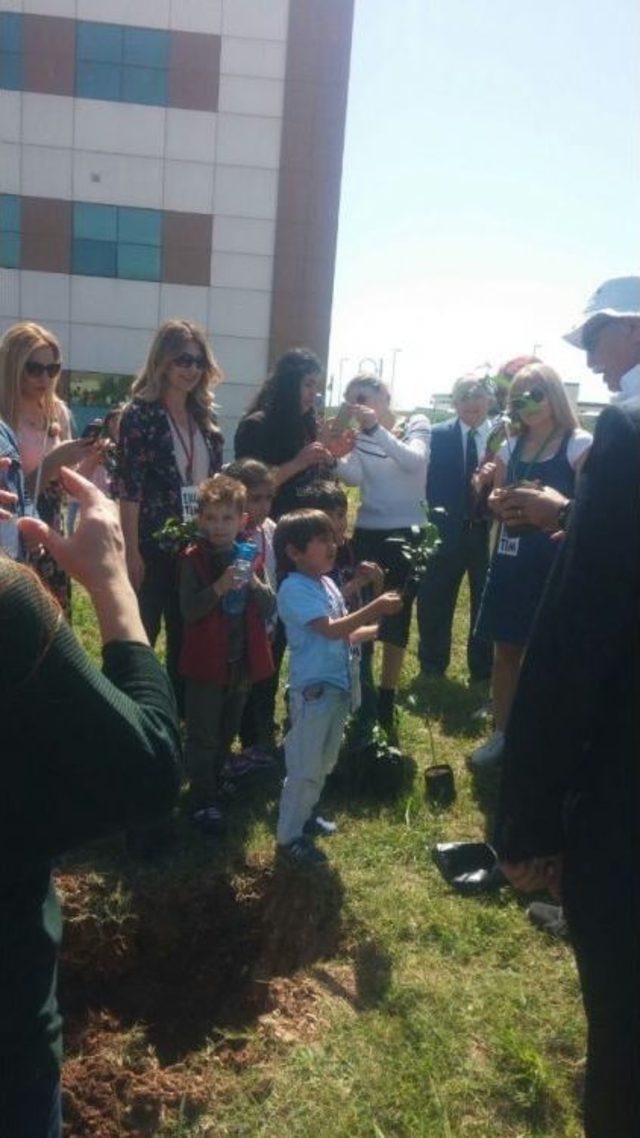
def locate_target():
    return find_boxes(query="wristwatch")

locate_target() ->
[556,500,572,530]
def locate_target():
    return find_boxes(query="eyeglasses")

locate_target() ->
[173,352,207,371]
[582,319,612,354]
[509,387,546,411]
[24,360,61,379]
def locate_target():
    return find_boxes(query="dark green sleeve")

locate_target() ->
[1,567,182,859]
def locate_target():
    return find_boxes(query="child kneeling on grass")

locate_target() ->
[179,474,275,834]
[274,509,402,866]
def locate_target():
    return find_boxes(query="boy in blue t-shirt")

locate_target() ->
[274,509,402,866]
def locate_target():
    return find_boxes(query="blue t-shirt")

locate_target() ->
[277,572,351,693]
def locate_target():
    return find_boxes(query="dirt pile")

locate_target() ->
[58,859,346,1135]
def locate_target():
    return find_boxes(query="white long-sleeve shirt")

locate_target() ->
[338,414,431,529]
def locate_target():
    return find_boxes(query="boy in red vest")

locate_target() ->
[179,474,275,833]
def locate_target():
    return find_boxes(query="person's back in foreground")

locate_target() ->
[274,509,402,867]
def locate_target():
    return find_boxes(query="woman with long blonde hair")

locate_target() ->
[470,363,593,770]
[116,319,224,710]
[0,322,99,611]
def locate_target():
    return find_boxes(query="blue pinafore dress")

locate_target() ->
[475,432,577,645]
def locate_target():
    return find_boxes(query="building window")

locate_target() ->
[0,194,21,269]
[75,21,168,107]
[71,202,162,282]
[0,12,23,92]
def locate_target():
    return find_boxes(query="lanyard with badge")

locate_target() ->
[498,426,559,557]
[166,408,199,520]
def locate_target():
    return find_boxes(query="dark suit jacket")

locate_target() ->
[426,418,470,546]
[494,402,640,864]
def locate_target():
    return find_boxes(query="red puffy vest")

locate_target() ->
[179,543,274,685]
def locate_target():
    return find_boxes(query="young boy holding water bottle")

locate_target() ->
[178,474,275,833]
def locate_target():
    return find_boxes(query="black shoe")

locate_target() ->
[527,902,569,940]
[192,803,226,836]
[303,815,338,838]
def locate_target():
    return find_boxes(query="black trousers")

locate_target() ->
[138,549,184,717]
[563,800,639,1138]
[416,521,492,680]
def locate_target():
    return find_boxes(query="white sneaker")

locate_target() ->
[469,730,504,771]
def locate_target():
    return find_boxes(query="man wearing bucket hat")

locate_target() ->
[494,278,640,1135]
[564,274,640,400]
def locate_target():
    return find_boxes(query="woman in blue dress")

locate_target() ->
[471,363,592,768]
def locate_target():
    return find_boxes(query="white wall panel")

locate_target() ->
[214,335,268,385]
[212,215,276,256]
[0,270,20,318]
[211,251,273,291]
[221,37,286,80]
[76,0,170,29]
[70,277,159,330]
[0,317,21,336]
[165,108,217,164]
[0,143,20,194]
[20,271,70,322]
[22,145,72,199]
[0,0,21,11]
[23,0,74,13]
[213,165,277,220]
[221,0,289,42]
[218,75,284,118]
[22,93,73,149]
[209,286,271,339]
[73,151,163,208]
[169,0,222,34]
[0,91,21,145]
[159,283,209,327]
[163,159,213,213]
[74,100,165,159]
[69,321,153,373]
[216,113,281,169]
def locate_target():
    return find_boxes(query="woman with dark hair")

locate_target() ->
[234,348,332,519]
[1,467,180,1138]
[116,319,224,709]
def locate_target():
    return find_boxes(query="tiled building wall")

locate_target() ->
[0,0,354,446]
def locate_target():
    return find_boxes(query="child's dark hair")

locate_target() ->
[224,457,275,491]
[274,509,334,579]
[295,480,347,514]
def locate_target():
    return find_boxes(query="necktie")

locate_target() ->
[465,429,478,518]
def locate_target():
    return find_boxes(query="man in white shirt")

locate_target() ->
[417,375,493,682]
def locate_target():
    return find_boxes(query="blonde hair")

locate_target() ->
[510,363,579,434]
[130,319,223,432]
[0,321,64,431]
[198,473,246,513]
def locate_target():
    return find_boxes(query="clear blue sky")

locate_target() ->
[328,0,639,407]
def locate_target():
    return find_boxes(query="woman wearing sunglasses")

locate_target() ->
[0,322,101,613]
[470,363,592,770]
[116,319,223,711]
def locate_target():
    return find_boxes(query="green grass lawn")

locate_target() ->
[64,582,584,1138]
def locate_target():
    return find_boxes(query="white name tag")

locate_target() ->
[181,484,199,520]
[498,532,520,557]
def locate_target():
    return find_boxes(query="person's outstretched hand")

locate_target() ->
[18,466,127,595]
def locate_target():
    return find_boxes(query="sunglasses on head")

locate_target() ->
[509,387,546,410]
[174,352,207,371]
[25,360,61,379]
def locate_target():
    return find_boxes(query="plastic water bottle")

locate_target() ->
[222,540,257,615]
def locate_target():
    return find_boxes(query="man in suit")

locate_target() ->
[417,375,493,681]
[496,276,640,1134]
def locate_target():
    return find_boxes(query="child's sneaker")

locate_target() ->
[278,835,328,867]
[192,803,225,835]
[303,815,338,838]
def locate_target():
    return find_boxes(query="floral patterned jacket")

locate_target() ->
[115,398,223,555]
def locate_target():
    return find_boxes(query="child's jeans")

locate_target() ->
[277,683,351,845]
[185,677,248,807]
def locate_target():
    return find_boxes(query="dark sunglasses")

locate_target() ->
[174,352,207,370]
[25,360,61,379]
[509,387,546,410]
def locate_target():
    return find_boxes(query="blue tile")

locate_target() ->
[0,13,23,54]
[118,207,162,247]
[76,60,122,101]
[0,52,22,92]
[73,238,117,277]
[0,231,20,269]
[74,203,118,243]
[0,195,21,234]
[121,64,166,106]
[76,22,123,64]
[117,242,161,281]
[123,26,169,69]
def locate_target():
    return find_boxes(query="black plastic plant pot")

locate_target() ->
[424,763,456,807]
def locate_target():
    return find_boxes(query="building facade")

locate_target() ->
[0,0,354,443]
